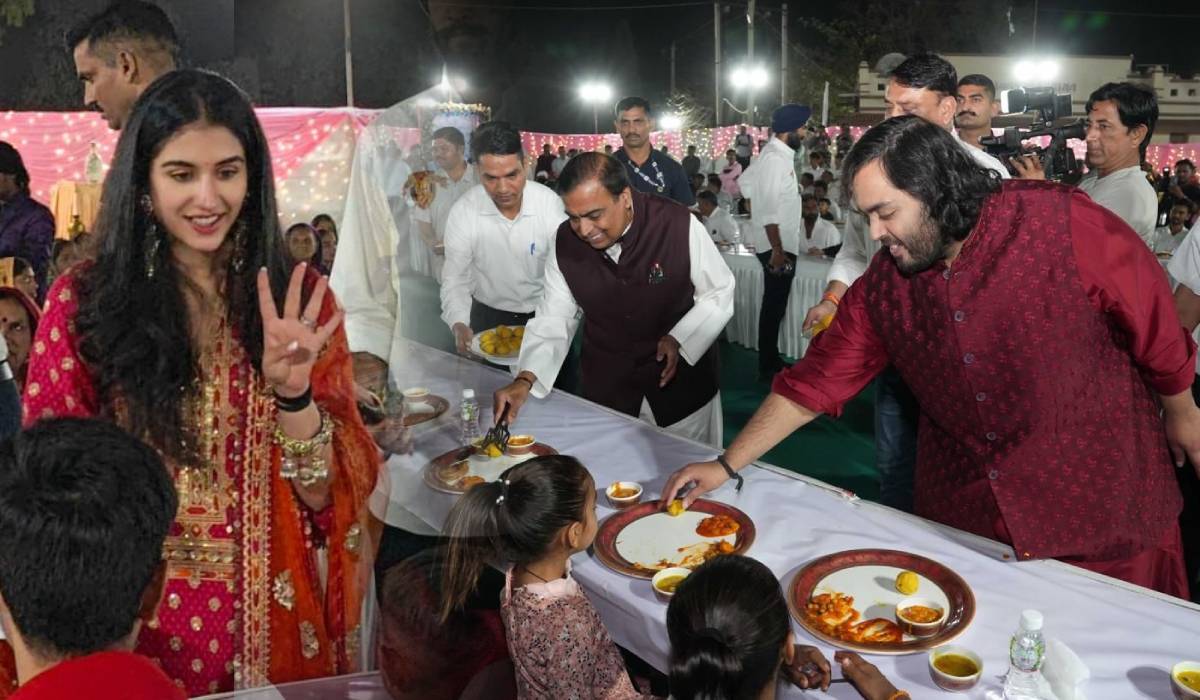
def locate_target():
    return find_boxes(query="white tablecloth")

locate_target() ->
[722,252,833,360]
[377,341,1200,699]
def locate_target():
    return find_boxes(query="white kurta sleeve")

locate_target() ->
[669,217,736,365]
[1169,222,1200,292]
[329,153,401,363]
[827,213,872,287]
[517,237,581,398]
[438,200,476,330]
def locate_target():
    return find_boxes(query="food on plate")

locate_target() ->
[484,443,504,459]
[455,475,485,490]
[655,574,687,593]
[667,499,686,517]
[695,514,740,537]
[933,653,980,678]
[898,604,942,624]
[804,592,902,644]
[610,482,640,499]
[895,570,919,595]
[478,325,524,357]
[631,540,735,574]
[436,459,469,483]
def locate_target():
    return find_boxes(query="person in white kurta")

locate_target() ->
[411,126,478,280]
[493,156,735,448]
[1154,202,1194,256]
[696,190,739,244]
[799,197,841,255]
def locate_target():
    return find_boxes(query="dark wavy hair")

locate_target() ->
[74,69,290,464]
[839,115,1001,243]
[438,454,591,622]
[667,555,790,699]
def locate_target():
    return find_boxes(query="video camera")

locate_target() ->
[980,87,1086,181]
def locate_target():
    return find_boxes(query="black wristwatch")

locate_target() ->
[715,454,745,493]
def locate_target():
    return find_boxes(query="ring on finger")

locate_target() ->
[300,315,317,329]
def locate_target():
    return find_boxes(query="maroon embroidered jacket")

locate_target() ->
[774,180,1194,562]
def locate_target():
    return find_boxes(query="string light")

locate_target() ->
[4,109,1192,231]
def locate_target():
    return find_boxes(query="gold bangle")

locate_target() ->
[887,691,911,700]
[274,408,334,486]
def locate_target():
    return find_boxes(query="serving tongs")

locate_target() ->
[478,403,512,455]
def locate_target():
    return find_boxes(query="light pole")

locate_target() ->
[728,64,769,124]
[579,82,613,134]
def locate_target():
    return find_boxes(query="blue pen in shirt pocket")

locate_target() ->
[530,242,536,255]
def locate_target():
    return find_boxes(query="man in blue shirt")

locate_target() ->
[612,96,695,207]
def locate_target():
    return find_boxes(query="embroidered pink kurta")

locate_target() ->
[22,271,378,695]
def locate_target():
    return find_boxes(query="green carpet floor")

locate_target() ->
[399,274,881,500]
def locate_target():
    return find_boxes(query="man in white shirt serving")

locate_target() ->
[739,103,809,381]
[493,152,735,447]
[411,126,477,279]
[440,121,566,361]
[1016,82,1159,248]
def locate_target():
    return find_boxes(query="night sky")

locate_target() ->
[0,0,1193,133]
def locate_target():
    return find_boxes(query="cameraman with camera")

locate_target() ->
[1014,82,1159,247]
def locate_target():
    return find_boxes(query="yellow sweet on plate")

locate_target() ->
[667,499,685,517]
[497,325,513,339]
[484,443,503,458]
[895,570,919,595]
[514,326,525,338]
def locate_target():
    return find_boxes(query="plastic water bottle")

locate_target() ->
[1003,609,1047,699]
[459,389,481,445]
[85,142,104,184]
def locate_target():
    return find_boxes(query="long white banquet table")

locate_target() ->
[378,341,1200,699]
[722,252,833,360]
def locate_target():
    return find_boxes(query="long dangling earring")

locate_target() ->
[141,194,161,280]
[232,218,248,273]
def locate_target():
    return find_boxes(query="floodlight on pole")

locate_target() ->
[579,82,614,134]
[659,113,683,130]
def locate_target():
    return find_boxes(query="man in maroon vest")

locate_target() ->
[493,152,734,446]
[665,116,1200,597]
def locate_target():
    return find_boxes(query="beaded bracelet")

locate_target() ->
[274,408,334,487]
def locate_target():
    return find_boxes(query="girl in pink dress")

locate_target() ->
[439,455,656,700]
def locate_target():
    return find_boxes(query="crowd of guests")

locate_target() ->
[1,2,1199,699]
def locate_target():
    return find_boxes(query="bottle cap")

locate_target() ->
[462,388,475,399]
[1020,609,1043,631]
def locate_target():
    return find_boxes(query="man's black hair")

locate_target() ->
[0,419,177,658]
[889,53,958,98]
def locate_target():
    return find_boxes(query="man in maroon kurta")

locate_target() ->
[663,116,1200,597]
